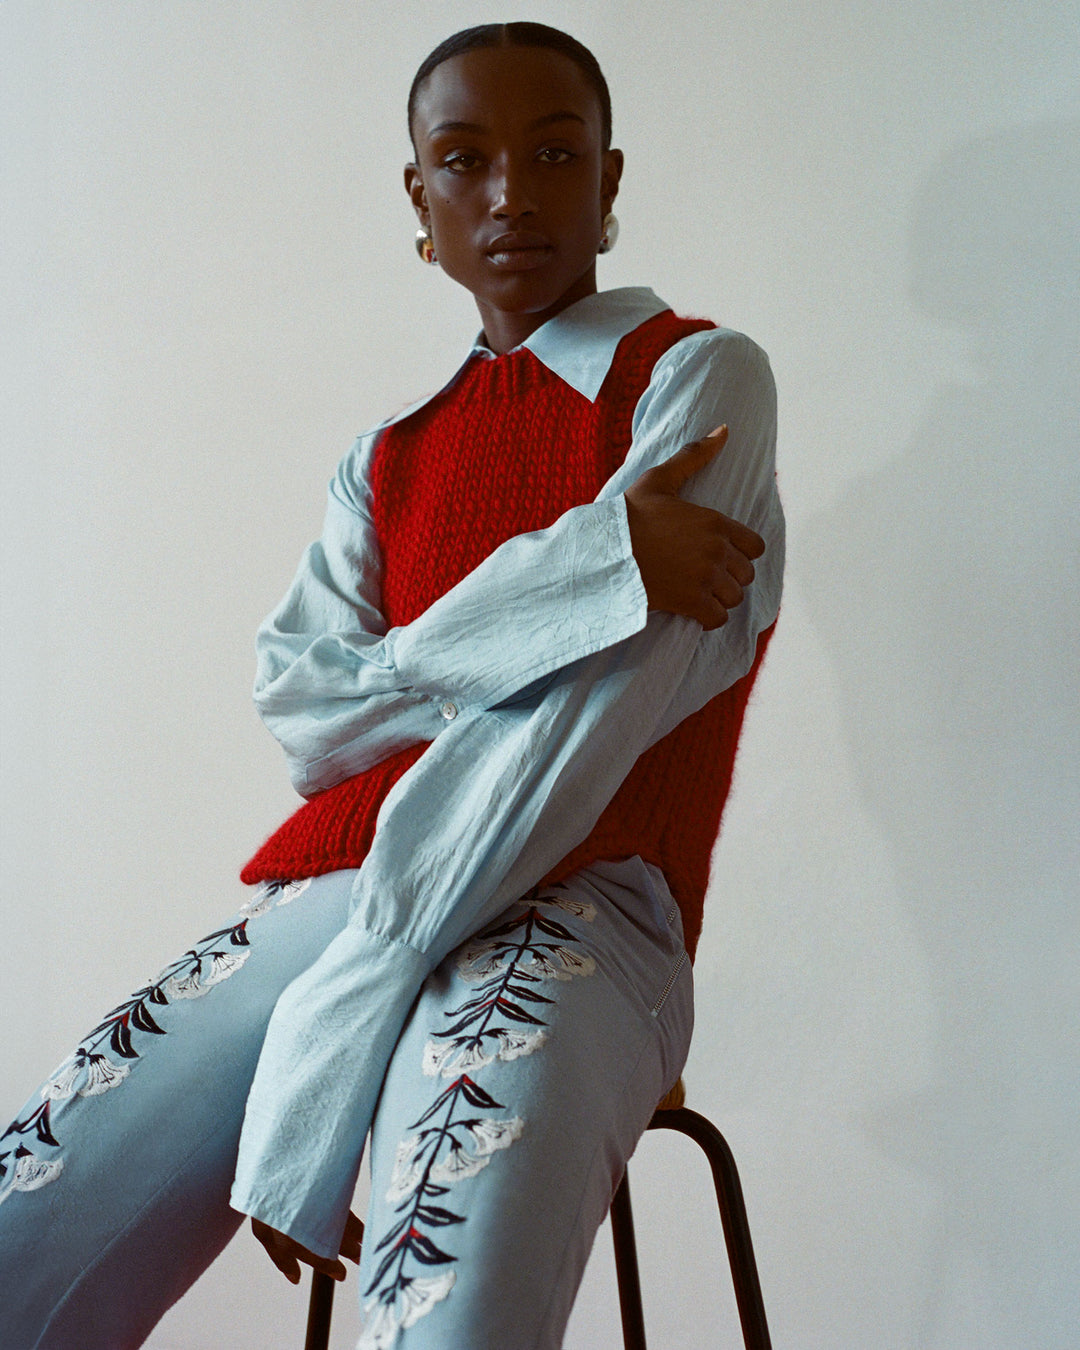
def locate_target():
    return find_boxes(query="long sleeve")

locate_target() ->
[350,327,783,952]
[255,427,648,797]
[256,327,779,799]
[232,322,783,1254]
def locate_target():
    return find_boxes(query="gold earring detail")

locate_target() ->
[415,229,438,265]
[598,211,619,255]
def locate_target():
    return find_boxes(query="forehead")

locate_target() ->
[412,45,602,141]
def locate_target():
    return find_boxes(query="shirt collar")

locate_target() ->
[470,286,671,401]
[369,287,671,438]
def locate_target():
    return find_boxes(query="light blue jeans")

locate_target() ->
[0,858,693,1349]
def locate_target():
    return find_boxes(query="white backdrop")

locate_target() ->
[2,3,1077,1347]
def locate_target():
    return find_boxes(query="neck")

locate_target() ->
[476,267,598,355]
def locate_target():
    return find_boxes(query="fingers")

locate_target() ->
[340,1209,365,1264]
[272,1251,303,1285]
[722,542,757,588]
[712,570,745,613]
[251,1219,302,1284]
[716,513,766,560]
[650,424,728,493]
[700,599,729,631]
[251,1216,349,1285]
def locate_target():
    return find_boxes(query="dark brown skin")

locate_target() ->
[404,44,764,628]
[624,424,765,629]
[252,39,763,1282]
[251,1210,363,1284]
[405,45,623,356]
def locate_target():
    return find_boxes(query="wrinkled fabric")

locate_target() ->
[0,863,692,1350]
[232,288,783,1254]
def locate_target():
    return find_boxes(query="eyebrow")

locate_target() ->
[427,110,587,138]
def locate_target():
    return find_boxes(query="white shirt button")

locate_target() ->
[439,700,458,721]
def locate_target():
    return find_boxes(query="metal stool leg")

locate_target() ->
[646,1107,772,1350]
[610,1169,649,1350]
[304,1269,336,1350]
[302,1110,770,1350]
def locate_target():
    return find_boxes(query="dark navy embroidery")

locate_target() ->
[358,893,596,1347]
[0,880,309,1207]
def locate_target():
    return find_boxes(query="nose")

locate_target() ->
[489,156,538,220]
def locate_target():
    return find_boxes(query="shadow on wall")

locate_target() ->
[804,119,1080,1349]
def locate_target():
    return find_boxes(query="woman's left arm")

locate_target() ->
[232,327,783,1249]
[624,327,783,745]
[339,326,783,953]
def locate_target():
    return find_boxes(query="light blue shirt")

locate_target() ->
[231,288,785,1252]
[254,286,784,816]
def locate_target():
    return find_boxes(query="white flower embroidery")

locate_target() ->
[428,1116,523,1186]
[164,950,248,999]
[201,950,250,986]
[459,1116,524,1158]
[535,892,597,921]
[428,1145,489,1185]
[454,939,510,984]
[240,877,311,917]
[520,945,596,981]
[41,1055,83,1101]
[358,1271,457,1348]
[238,888,275,919]
[398,1271,458,1329]
[494,1027,547,1061]
[422,1036,494,1079]
[422,1026,549,1078]
[385,1135,425,1203]
[164,969,209,1000]
[0,1150,63,1205]
[272,878,312,906]
[78,1053,131,1097]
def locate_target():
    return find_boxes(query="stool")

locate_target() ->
[610,1104,772,1350]
[303,1101,771,1349]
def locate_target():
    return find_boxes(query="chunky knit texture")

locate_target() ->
[241,309,773,958]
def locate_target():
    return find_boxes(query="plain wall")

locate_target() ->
[2,2,1077,1346]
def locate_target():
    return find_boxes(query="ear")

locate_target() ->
[404,163,430,229]
[600,148,624,215]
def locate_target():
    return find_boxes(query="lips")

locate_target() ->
[484,231,554,269]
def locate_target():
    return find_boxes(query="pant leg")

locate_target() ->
[0,872,357,1350]
[355,857,694,1350]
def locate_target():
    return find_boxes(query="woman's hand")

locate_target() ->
[624,425,765,630]
[250,1211,364,1285]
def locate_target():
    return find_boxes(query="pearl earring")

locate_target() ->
[415,228,438,265]
[598,212,619,255]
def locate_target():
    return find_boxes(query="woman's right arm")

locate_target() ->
[258,331,771,798]
[255,425,651,796]
[253,425,451,797]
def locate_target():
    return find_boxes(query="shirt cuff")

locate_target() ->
[387,494,648,714]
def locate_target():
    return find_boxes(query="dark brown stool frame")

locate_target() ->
[611,1105,771,1350]
[304,1105,771,1349]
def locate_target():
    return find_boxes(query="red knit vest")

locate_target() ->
[241,309,774,958]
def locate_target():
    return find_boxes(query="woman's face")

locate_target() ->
[405,44,623,354]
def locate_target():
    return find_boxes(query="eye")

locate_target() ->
[536,146,575,165]
[441,151,482,174]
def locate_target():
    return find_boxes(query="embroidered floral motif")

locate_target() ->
[0,880,304,1208]
[359,898,596,1347]
[239,877,311,919]
[0,1146,64,1206]
[532,891,597,923]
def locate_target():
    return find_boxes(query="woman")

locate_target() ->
[0,22,783,1349]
